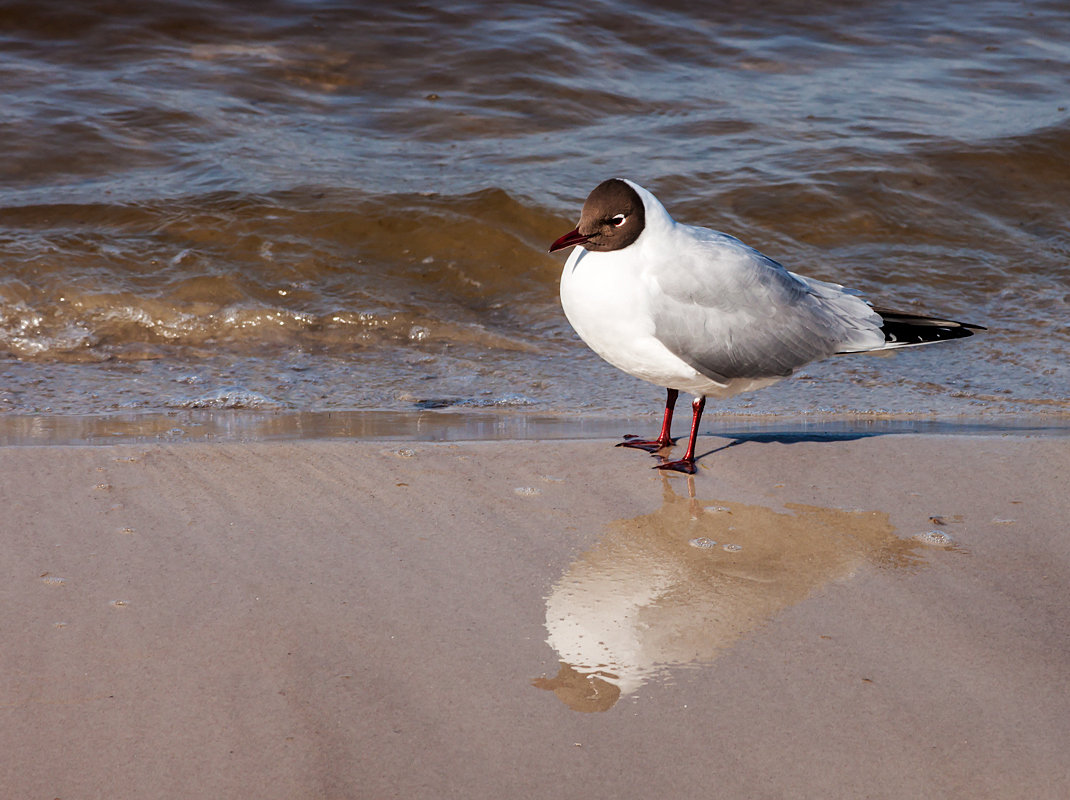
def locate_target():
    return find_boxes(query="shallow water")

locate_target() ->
[2,0,1068,419]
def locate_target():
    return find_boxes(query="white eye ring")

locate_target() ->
[610,214,626,227]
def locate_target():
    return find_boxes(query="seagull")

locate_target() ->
[550,178,984,474]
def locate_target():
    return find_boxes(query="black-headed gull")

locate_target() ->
[550,178,984,474]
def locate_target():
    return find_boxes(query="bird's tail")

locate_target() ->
[868,307,986,350]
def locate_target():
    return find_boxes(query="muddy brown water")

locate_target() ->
[1,1,1067,419]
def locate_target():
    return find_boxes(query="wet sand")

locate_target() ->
[2,433,1068,798]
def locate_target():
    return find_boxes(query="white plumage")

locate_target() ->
[561,179,891,397]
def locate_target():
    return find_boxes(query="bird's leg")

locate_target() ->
[617,388,678,452]
[655,396,705,474]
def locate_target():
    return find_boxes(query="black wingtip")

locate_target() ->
[872,307,986,347]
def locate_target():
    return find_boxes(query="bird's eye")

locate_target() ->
[610,214,626,227]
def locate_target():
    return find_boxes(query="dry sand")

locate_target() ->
[1,432,1068,798]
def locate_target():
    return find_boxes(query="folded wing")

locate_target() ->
[648,227,978,384]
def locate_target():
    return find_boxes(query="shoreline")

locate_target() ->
[0,407,1067,447]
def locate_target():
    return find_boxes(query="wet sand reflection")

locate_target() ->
[534,478,923,711]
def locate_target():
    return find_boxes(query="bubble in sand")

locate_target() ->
[689,537,717,549]
[110,600,129,608]
[40,575,66,586]
[514,487,540,497]
[913,530,954,547]
[722,543,742,552]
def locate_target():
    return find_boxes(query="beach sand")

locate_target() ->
[2,433,1068,798]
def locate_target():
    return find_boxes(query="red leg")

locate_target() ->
[656,396,705,474]
[618,388,678,452]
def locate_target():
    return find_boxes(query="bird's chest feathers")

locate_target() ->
[560,250,658,347]
[558,248,703,389]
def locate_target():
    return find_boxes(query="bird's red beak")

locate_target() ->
[549,227,591,253]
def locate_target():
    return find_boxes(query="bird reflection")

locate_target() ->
[533,477,922,711]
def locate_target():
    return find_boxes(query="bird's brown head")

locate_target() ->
[549,179,646,253]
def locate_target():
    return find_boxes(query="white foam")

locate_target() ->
[913,530,954,547]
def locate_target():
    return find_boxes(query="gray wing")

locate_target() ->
[650,228,885,382]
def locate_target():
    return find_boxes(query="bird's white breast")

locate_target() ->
[560,245,722,395]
